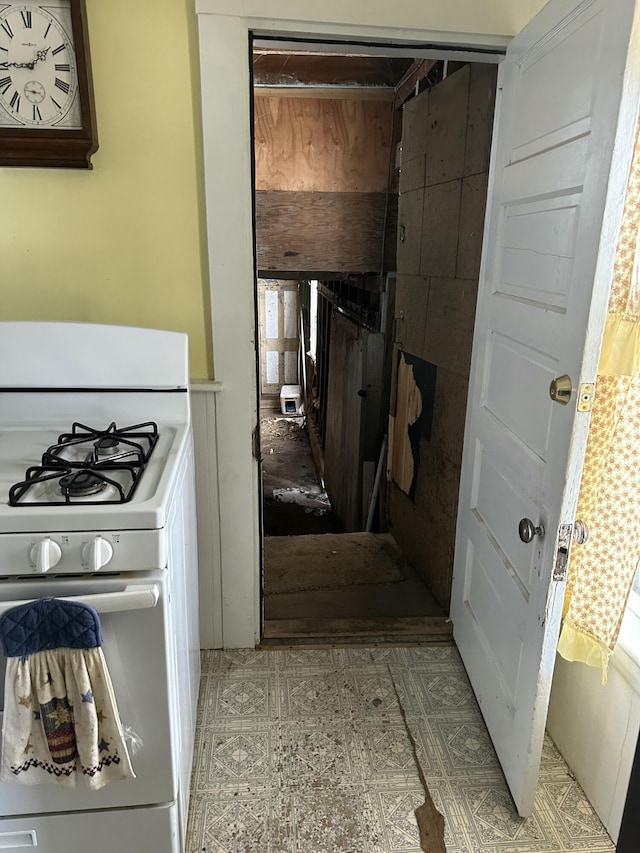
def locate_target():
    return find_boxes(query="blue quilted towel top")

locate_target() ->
[0,598,103,658]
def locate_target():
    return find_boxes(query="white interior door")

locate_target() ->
[451,0,640,817]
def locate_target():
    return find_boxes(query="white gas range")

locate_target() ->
[0,323,200,853]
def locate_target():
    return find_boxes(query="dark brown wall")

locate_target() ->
[255,191,397,274]
[387,64,497,610]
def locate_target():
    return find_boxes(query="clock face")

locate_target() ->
[0,3,80,128]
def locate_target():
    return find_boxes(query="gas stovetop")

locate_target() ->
[0,422,189,535]
[9,421,159,507]
[0,323,193,565]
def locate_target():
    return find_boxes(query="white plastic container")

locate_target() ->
[280,384,302,415]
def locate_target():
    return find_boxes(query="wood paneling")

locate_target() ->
[323,312,385,532]
[255,190,397,274]
[324,312,364,532]
[254,94,394,193]
[316,290,332,441]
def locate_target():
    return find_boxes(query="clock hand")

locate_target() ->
[3,47,50,71]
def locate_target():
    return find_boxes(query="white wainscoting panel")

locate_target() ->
[547,637,640,841]
[190,380,224,649]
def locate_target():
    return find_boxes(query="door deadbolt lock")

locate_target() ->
[550,374,572,405]
[519,517,544,544]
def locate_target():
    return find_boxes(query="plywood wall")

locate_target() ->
[254,92,394,193]
[254,89,398,274]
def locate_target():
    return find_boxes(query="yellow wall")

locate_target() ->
[0,0,212,378]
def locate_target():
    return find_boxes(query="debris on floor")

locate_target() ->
[188,647,614,853]
[261,415,307,445]
[260,411,342,535]
[272,486,331,515]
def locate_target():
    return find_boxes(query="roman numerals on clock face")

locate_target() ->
[0,4,80,128]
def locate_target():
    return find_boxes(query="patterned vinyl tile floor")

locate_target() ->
[186,647,615,853]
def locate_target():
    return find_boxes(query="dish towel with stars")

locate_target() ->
[0,596,135,789]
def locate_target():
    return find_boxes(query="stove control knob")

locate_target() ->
[82,536,114,572]
[30,538,62,573]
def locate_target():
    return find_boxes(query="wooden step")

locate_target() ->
[262,615,453,639]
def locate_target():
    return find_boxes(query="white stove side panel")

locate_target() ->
[0,323,188,389]
[164,440,200,845]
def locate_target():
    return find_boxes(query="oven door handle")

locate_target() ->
[0,583,161,617]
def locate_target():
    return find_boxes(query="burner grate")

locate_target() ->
[8,463,142,506]
[8,421,158,507]
[43,421,158,468]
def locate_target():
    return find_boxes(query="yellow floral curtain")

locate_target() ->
[558,120,640,679]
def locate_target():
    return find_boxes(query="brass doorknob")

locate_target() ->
[519,518,544,543]
[550,374,572,405]
[573,520,589,544]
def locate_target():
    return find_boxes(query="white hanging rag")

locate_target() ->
[0,598,135,789]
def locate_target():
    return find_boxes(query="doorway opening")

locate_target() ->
[252,43,495,644]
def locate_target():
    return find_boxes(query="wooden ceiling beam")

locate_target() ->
[394,59,438,108]
[254,86,395,101]
[252,54,414,88]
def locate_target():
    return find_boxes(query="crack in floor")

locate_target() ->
[387,664,447,853]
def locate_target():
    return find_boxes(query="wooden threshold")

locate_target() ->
[262,615,453,639]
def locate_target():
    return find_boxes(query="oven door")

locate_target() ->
[0,574,176,816]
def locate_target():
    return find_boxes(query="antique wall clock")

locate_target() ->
[0,0,97,167]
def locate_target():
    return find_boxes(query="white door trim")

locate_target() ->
[194,4,534,649]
